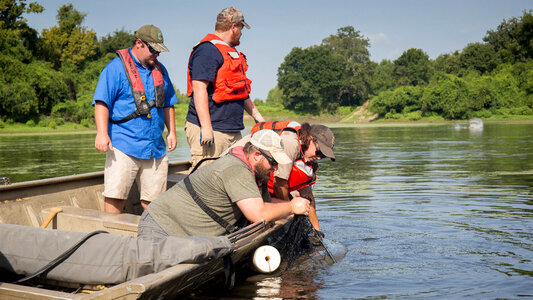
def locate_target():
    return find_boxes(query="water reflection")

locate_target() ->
[1,123,533,299]
[0,130,191,183]
[311,123,533,299]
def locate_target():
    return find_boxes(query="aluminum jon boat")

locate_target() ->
[0,160,293,299]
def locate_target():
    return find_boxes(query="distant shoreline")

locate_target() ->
[2,118,532,136]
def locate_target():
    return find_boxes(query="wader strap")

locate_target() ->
[110,100,156,124]
[13,230,109,284]
[183,176,237,233]
[189,157,219,174]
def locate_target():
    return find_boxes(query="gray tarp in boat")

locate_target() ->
[0,223,234,284]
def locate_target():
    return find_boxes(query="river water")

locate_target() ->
[1,122,532,299]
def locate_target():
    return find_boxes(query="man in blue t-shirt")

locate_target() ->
[185,7,265,169]
[93,25,178,214]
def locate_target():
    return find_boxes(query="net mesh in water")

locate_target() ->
[270,216,321,271]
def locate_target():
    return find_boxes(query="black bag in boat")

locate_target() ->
[0,223,233,284]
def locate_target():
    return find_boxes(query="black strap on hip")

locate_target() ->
[183,176,237,234]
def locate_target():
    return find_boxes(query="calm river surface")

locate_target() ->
[1,122,532,299]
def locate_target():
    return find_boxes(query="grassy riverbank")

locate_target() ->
[1,102,532,135]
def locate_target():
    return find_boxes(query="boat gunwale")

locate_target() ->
[0,217,292,299]
[0,160,190,192]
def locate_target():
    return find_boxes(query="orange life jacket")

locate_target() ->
[186,34,252,103]
[113,48,165,123]
[251,121,317,195]
[251,121,301,136]
[267,160,317,195]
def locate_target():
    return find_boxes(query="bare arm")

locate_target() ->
[272,176,290,201]
[192,80,214,145]
[164,106,176,151]
[299,188,320,231]
[271,181,321,231]
[244,97,265,122]
[94,101,112,152]
[236,196,310,223]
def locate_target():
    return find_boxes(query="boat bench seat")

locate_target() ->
[41,206,140,237]
[167,173,187,186]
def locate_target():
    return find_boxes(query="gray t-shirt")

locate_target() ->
[148,154,261,237]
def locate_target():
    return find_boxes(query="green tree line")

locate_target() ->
[0,0,137,127]
[1,1,532,127]
[271,10,533,120]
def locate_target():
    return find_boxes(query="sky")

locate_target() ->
[24,0,532,101]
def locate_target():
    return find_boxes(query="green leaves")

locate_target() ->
[39,4,98,69]
[278,26,373,114]
[0,2,116,123]
[393,48,432,86]
[278,45,346,114]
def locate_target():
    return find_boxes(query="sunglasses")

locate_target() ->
[257,149,278,167]
[142,40,159,54]
[313,140,327,160]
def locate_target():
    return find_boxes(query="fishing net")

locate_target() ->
[269,215,321,271]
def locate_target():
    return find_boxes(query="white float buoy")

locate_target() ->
[252,245,281,273]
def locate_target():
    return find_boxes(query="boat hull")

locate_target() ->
[0,160,292,299]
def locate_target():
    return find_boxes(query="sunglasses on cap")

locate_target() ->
[142,40,159,54]
[257,148,278,167]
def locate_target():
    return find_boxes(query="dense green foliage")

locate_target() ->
[277,11,533,120]
[0,0,133,126]
[278,26,373,114]
[1,1,532,126]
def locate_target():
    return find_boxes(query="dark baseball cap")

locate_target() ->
[135,25,169,52]
[310,125,335,161]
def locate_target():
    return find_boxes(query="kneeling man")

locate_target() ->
[138,130,310,240]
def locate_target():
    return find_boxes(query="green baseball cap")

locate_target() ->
[135,25,169,52]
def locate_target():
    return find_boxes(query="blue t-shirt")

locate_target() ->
[186,42,246,132]
[92,49,178,159]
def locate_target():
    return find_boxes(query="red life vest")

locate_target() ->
[114,48,165,123]
[251,121,317,195]
[267,160,317,195]
[186,34,252,103]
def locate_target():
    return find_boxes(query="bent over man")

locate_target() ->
[223,122,335,235]
[185,7,265,170]
[138,130,310,240]
[93,25,178,214]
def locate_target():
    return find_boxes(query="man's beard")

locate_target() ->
[254,164,272,183]
[230,32,241,47]
[145,58,156,68]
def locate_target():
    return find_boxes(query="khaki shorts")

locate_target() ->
[185,121,242,169]
[103,148,168,202]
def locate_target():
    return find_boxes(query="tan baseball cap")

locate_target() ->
[250,130,291,165]
[216,7,251,29]
[310,125,335,161]
[135,24,169,52]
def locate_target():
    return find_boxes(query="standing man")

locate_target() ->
[93,25,178,214]
[185,7,265,169]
